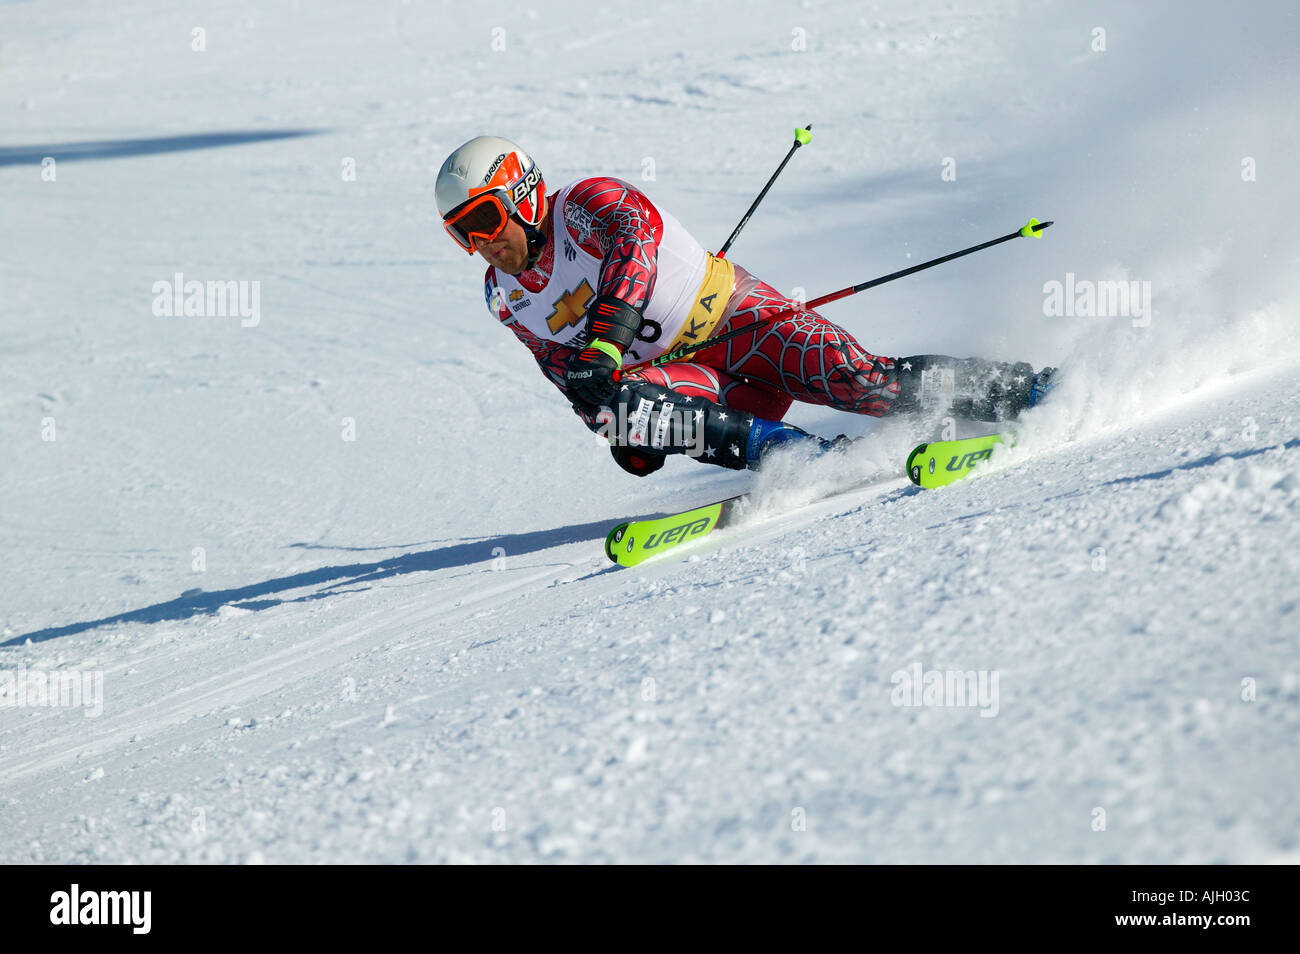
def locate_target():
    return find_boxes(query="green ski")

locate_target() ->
[605,430,1021,567]
[906,433,1011,488]
[604,465,901,567]
[604,495,747,567]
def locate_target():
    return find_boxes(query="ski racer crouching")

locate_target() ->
[435,135,1052,476]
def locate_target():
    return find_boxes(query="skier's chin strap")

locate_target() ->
[522,221,547,268]
[519,193,550,269]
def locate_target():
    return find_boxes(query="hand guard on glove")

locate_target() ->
[565,342,621,408]
[564,295,645,409]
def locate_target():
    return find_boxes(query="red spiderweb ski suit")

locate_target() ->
[488,177,900,423]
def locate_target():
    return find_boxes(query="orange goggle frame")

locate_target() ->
[442,190,516,254]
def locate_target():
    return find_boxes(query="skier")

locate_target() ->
[435,135,1052,476]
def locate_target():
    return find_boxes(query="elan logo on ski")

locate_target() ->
[645,516,713,549]
[604,499,733,566]
[946,449,994,472]
[907,433,1009,489]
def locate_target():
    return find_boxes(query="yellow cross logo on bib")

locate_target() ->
[547,279,595,335]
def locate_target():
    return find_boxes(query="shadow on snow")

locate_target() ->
[0,129,322,167]
[7,518,619,645]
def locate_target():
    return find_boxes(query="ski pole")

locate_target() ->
[797,217,1053,307]
[615,218,1052,378]
[716,124,812,259]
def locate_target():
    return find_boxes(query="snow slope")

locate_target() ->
[1,0,1297,863]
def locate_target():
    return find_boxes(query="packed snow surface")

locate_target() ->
[2,0,1297,862]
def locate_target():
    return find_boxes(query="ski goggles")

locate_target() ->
[442,189,518,254]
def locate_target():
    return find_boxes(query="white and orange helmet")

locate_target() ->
[436,136,546,256]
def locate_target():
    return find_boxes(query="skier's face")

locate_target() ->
[476,217,528,275]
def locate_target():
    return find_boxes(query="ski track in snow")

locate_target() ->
[1,0,1298,863]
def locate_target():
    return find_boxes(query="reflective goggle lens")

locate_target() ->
[443,193,511,253]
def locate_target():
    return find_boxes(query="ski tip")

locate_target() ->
[905,443,929,486]
[604,523,631,564]
[1020,217,1052,238]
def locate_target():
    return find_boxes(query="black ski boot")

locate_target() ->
[597,380,839,472]
[893,355,1055,422]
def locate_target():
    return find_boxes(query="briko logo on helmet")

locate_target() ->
[483,153,507,183]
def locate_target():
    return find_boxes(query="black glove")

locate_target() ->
[565,295,644,408]
[565,342,621,408]
[610,444,666,477]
